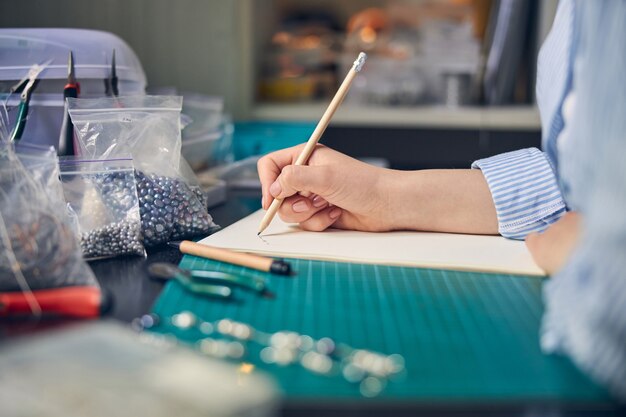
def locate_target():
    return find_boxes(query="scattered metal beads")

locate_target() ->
[134,171,215,246]
[261,346,298,366]
[217,319,254,340]
[171,311,197,329]
[80,219,144,259]
[300,351,334,375]
[137,311,406,397]
[198,338,246,360]
[131,313,160,332]
[360,376,386,398]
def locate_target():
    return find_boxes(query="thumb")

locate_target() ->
[270,165,333,199]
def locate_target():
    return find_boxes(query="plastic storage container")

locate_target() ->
[0,28,146,149]
[181,93,234,171]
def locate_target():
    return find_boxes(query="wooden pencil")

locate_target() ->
[168,240,291,275]
[257,52,367,235]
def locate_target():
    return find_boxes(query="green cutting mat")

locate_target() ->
[151,255,610,402]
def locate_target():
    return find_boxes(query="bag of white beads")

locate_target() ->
[68,96,218,247]
[59,157,146,260]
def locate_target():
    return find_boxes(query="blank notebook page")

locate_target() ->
[199,209,544,276]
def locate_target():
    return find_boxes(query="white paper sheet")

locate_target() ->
[199,210,545,276]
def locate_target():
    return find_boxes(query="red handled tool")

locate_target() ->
[0,286,107,319]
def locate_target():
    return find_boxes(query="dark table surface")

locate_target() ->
[93,188,262,323]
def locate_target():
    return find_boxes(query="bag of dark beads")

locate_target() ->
[59,157,146,260]
[68,96,218,247]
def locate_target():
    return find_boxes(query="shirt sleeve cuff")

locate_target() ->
[472,148,567,239]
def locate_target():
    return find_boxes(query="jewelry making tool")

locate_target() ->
[104,49,118,97]
[147,262,232,299]
[148,262,267,294]
[59,51,80,155]
[8,61,50,142]
[0,286,108,319]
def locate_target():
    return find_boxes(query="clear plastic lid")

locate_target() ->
[0,28,146,86]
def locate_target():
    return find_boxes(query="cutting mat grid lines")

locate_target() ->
[151,256,610,401]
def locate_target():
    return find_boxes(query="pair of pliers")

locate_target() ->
[60,51,80,155]
[8,60,51,142]
[148,262,233,299]
[104,49,118,97]
[147,262,268,298]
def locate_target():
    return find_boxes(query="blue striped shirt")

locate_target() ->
[541,1,626,399]
[471,0,577,240]
[471,148,567,239]
[473,0,626,399]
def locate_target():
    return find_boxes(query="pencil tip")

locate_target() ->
[167,241,182,249]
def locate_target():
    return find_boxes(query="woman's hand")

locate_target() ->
[257,144,396,232]
[525,212,582,275]
[258,144,500,235]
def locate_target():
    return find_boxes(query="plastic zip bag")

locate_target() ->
[59,157,146,260]
[68,96,218,246]
[0,145,102,318]
[14,142,66,209]
[14,141,82,240]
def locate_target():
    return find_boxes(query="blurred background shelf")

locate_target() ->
[0,0,557,124]
[0,0,556,170]
[252,103,540,130]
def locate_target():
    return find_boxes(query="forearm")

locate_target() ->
[384,169,499,234]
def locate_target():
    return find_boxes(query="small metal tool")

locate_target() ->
[147,263,232,299]
[59,51,80,155]
[8,61,50,141]
[148,262,267,294]
[104,49,118,97]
